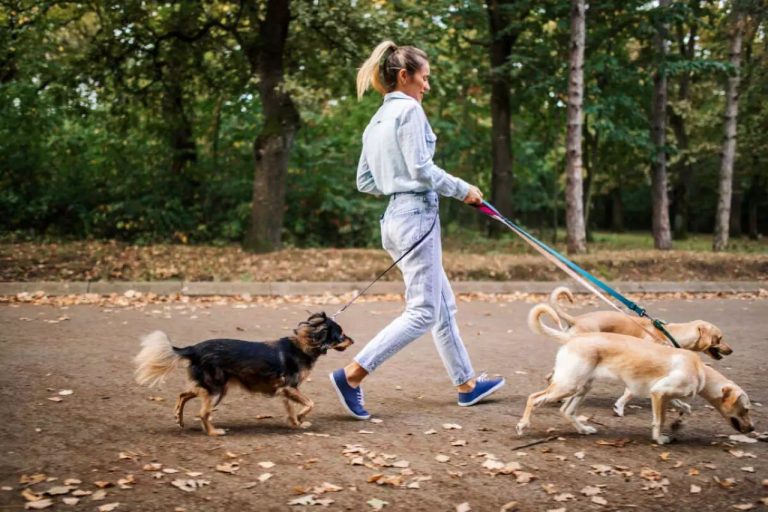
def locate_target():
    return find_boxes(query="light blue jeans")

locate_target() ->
[354,191,475,386]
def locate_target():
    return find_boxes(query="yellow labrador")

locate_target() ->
[517,304,753,445]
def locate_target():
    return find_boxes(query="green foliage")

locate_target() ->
[0,0,766,247]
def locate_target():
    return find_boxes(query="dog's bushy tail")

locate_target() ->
[528,304,572,344]
[134,331,184,387]
[548,286,577,328]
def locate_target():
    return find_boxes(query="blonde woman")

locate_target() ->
[329,41,505,419]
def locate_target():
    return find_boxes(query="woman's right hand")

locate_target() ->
[463,185,484,205]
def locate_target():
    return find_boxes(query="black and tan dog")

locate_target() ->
[134,312,353,436]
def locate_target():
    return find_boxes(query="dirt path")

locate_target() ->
[1,295,767,511]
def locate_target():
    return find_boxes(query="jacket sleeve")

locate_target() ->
[356,151,381,195]
[396,105,470,201]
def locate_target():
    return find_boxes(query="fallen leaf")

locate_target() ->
[591,496,608,506]
[659,452,670,461]
[21,489,43,502]
[367,498,388,510]
[541,483,557,495]
[574,451,585,460]
[258,461,275,469]
[170,479,209,492]
[456,503,471,512]
[44,486,72,496]
[288,495,317,506]
[435,454,450,463]
[596,438,632,447]
[185,472,203,477]
[94,481,113,489]
[581,485,602,496]
[63,497,79,505]
[481,459,505,471]
[689,468,700,476]
[451,440,468,447]
[47,397,63,402]
[97,504,120,512]
[312,482,343,494]
[162,468,179,474]
[358,430,375,434]
[258,473,272,483]
[20,474,47,485]
[215,462,240,474]
[515,471,536,484]
[732,505,755,511]
[58,390,73,396]
[71,490,91,497]
[741,467,755,473]
[392,460,410,468]
[714,476,737,489]
[729,450,756,459]
[690,485,701,494]
[91,490,107,501]
[24,499,54,510]
[442,423,462,430]
[729,435,757,444]
[554,493,575,502]
[142,463,162,471]
[500,501,518,511]
[370,418,383,424]
[63,479,81,486]
[424,429,437,435]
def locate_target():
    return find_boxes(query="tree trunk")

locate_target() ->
[565,0,587,254]
[583,115,598,242]
[242,0,300,253]
[746,169,761,240]
[669,16,697,240]
[485,0,528,235]
[650,0,672,250]
[611,187,624,232]
[713,10,745,251]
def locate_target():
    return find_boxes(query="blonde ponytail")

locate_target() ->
[357,41,397,100]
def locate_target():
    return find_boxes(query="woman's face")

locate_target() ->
[397,61,430,103]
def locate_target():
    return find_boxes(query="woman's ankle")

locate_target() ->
[344,362,368,388]
[456,378,476,393]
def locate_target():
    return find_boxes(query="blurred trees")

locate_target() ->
[0,0,765,250]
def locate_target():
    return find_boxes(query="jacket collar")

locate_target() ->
[384,91,415,102]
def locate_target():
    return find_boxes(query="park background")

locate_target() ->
[1,0,766,283]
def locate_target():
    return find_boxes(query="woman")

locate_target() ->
[329,41,504,419]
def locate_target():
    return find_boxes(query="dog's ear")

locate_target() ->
[721,385,739,409]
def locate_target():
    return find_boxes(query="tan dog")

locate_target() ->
[516,304,753,444]
[549,286,733,360]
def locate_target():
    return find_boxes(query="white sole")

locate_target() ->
[329,372,371,420]
[457,380,505,407]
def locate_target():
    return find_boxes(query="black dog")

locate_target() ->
[134,312,353,435]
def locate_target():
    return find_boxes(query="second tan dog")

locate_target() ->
[517,304,754,445]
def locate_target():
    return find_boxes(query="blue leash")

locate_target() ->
[474,200,681,348]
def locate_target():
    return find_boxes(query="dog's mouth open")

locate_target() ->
[333,336,354,351]
[708,346,724,360]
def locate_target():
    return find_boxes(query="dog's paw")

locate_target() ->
[613,404,625,417]
[207,428,227,436]
[578,425,598,435]
[515,422,528,436]
[654,434,672,445]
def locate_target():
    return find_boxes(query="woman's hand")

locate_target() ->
[463,185,484,205]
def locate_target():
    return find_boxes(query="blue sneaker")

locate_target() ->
[329,369,371,420]
[457,373,505,407]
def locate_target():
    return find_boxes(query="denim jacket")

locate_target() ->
[356,91,470,201]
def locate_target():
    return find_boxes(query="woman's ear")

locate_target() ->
[398,68,408,85]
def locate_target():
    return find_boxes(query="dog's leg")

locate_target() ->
[670,399,692,415]
[560,386,596,434]
[613,388,633,417]
[197,388,226,436]
[650,392,671,444]
[280,389,299,427]
[282,387,314,424]
[174,389,198,428]
[516,383,577,435]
